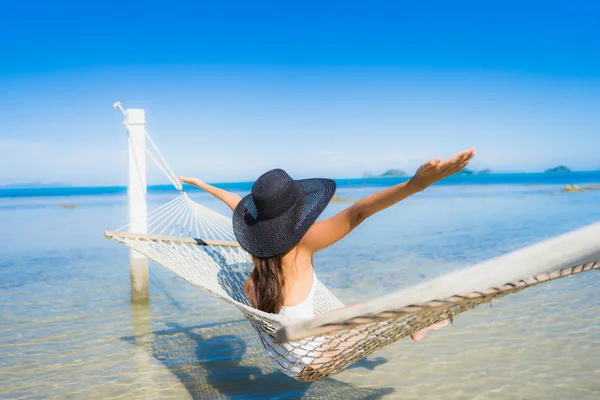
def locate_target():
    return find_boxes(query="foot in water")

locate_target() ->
[411,320,449,342]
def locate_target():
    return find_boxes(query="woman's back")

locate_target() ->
[281,247,315,305]
[278,246,317,321]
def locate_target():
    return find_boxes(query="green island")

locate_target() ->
[545,166,571,173]
[379,169,407,177]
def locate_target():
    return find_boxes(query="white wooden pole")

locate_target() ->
[116,103,149,303]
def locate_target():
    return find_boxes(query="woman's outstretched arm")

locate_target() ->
[302,148,475,252]
[178,177,241,211]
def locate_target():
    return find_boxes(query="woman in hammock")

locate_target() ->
[179,148,475,342]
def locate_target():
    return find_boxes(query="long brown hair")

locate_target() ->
[244,254,286,314]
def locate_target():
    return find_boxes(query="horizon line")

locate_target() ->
[2,169,600,190]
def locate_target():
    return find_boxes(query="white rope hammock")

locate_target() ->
[106,126,600,382]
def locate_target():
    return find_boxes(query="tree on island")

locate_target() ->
[545,166,571,173]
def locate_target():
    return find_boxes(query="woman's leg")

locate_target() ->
[410,320,449,342]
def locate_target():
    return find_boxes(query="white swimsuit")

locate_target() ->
[277,271,317,323]
[265,271,330,378]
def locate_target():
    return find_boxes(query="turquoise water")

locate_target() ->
[1,173,600,399]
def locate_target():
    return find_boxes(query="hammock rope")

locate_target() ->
[107,122,600,382]
[143,128,183,192]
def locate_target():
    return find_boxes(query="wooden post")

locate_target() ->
[119,104,149,303]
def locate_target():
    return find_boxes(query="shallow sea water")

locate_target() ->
[1,181,600,399]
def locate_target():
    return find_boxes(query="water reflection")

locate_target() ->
[125,305,394,399]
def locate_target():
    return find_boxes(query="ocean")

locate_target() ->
[1,172,600,399]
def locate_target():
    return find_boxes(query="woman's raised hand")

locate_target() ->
[178,176,203,186]
[408,148,476,191]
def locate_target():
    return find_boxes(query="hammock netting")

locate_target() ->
[106,192,600,382]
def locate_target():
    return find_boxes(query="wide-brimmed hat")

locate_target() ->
[232,169,336,258]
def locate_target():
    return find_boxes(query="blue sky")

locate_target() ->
[1,1,599,186]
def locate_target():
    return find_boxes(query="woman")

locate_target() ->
[179,147,475,342]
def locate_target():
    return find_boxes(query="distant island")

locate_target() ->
[362,169,407,178]
[363,168,492,178]
[363,166,582,176]
[545,166,571,173]
[456,168,492,175]
[379,169,407,177]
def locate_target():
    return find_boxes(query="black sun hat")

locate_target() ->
[232,169,336,258]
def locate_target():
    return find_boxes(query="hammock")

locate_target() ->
[106,192,600,382]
